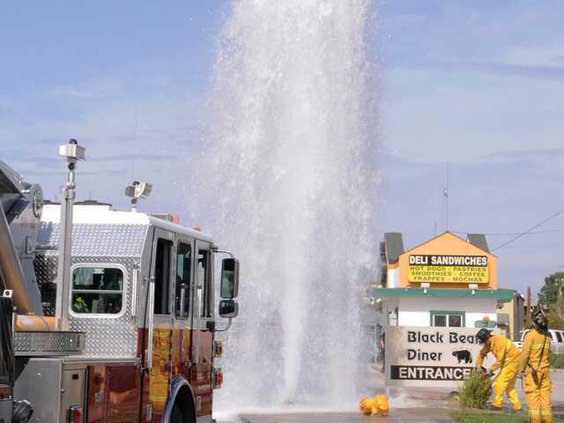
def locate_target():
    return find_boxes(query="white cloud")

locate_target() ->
[500,45,564,67]
[5,75,205,210]
[47,77,125,100]
[379,1,564,163]
[381,66,564,163]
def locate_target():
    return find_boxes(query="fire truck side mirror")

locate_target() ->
[219,300,238,318]
[220,258,239,299]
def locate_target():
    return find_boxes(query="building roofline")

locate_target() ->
[367,287,514,302]
[400,231,496,258]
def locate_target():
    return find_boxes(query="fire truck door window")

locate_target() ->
[197,248,212,318]
[175,242,192,319]
[154,238,172,315]
[71,266,124,314]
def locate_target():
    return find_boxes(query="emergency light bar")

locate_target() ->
[125,181,153,212]
[58,139,86,161]
[125,181,152,200]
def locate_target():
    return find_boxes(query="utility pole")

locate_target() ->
[443,163,449,231]
[525,286,532,328]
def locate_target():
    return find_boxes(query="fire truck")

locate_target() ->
[0,140,240,422]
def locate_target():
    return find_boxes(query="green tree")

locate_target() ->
[547,296,564,330]
[538,272,564,308]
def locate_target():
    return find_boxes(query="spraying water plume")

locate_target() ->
[196,0,380,414]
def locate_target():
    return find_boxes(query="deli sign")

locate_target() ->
[408,255,489,284]
[385,326,494,388]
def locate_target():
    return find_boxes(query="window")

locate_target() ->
[198,248,212,318]
[433,315,447,327]
[555,331,562,343]
[154,238,172,315]
[175,242,192,319]
[431,311,465,327]
[71,266,124,315]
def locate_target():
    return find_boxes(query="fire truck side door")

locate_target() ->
[172,237,194,386]
[142,228,174,420]
[190,241,214,414]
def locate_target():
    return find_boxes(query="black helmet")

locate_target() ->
[532,306,548,334]
[476,328,492,344]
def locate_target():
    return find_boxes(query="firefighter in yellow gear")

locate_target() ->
[475,328,522,410]
[520,307,552,423]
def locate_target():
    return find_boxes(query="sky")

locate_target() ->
[1,1,563,297]
[376,0,564,297]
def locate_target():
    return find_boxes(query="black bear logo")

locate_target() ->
[452,349,472,364]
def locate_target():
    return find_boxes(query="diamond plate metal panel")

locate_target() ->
[35,222,149,358]
[34,254,58,316]
[15,331,85,355]
[69,256,139,358]
[38,223,148,257]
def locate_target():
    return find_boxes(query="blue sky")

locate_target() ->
[2,1,563,296]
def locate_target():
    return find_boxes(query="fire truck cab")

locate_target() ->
[0,143,239,422]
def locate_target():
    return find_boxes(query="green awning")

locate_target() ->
[367,287,515,302]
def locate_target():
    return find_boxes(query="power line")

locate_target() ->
[491,207,564,251]
[451,227,564,237]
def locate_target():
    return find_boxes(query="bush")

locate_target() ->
[550,353,564,369]
[457,370,492,409]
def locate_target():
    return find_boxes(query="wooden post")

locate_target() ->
[525,286,532,328]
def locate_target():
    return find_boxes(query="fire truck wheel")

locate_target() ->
[170,399,195,423]
[170,402,186,423]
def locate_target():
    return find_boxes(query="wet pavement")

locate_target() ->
[239,408,453,422]
[220,370,564,423]
[237,405,563,423]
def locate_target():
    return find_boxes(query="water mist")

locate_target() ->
[196,0,380,415]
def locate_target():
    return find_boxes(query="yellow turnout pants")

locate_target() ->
[492,360,521,410]
[524,368,552,423]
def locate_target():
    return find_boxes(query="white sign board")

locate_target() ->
[385,326,495,388]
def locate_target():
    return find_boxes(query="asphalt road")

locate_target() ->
[239,409,453,423]
[220,370,564,423]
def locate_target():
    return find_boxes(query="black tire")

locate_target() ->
[170,402,186,423]
[170,398,195,423]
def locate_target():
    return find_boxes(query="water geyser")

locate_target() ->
[198,0,380,415]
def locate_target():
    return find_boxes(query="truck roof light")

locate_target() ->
[125,181,153,212]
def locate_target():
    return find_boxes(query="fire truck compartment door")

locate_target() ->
[61,365,87,421]
[14,358,63,421]
[14,360,87,422]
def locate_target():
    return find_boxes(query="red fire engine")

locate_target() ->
[0,140,239,422]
